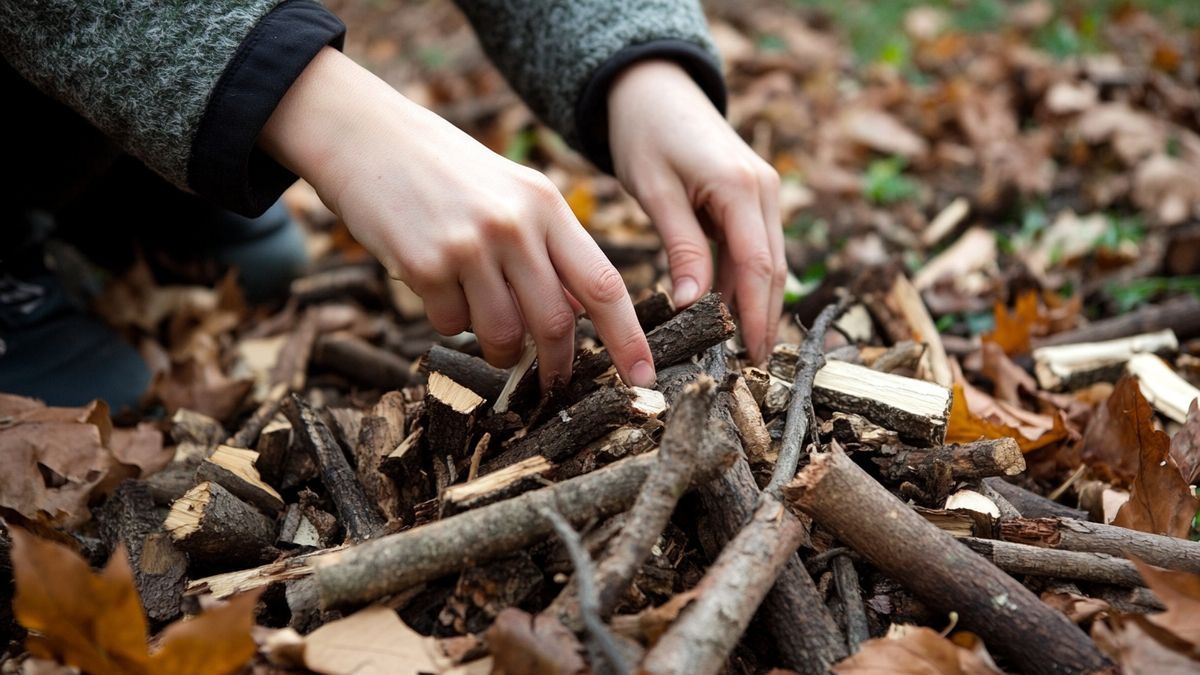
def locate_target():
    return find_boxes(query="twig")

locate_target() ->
[538,504,631,675]
[831,553,869,653]
[767,297,850,497]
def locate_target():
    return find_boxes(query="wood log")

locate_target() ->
[570,292,735,395]
[884,273,953,387]
[282,394,385,542]
[313,332,411,389]
[728,376,772,465]
[314,442,737,610]
[640,495,806,675]
[440,456,554,517]
[821,412,899,450]
[171,408,226,447]
[960,538,1144,587]
[269,307,318,393]
[785,449,1110,675]
[547,426,656,482]
[165,481,278,570]
[999,517,1200,573]
[228,382,288,449]
[277,503,324,549]
[99,481,187,623]
[1126,353,1200,423]
[812,360,952,446]
[1033,296,1200,347]
[353,392,407,522]
[420,345,508,402]
[1033,330,1179,390]
[290,265,384,305]
[424,372,485,460]
[872,438,1025,484]
[480,386,665,474]
[196,445,285,514]
[632,285,675,331]
[981,478,1089,520]
[831,553,869,653]
[186,545,346,600]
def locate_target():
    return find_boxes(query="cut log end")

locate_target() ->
[165,482,211,541]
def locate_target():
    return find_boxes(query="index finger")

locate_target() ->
[547,221,656,388]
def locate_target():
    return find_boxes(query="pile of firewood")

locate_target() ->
[20,270,1196,674]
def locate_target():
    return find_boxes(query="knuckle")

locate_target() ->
[480,212,523,241]
[667,239,710,268]
[742,251,776,279]
[483,319,525,352]
[586,264,628,305]
[719,162,758,190]
[539,306,576,342]
[404,255,448,285]
[771,264,788,288]
[522,172,563,205]
[759,164,781,191]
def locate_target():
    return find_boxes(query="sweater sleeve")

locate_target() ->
[0,0,345,216]
[452,0,727,174]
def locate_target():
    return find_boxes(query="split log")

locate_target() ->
[277,503,324,549]
[420,345,508,402]
[831,554,869,653]
[354,392,407,522]
[548,426,656,482]
[228,383,288,449]
[314,442,737,609]
[1033,330,1179,390]
[813,360,953,446]
[165,481,278,570]
[282,394,385,542]
[425,372,485,459]
[1033,296,1200,347]
[481,386,665,474]
[785,449,1110,675]
[570,292,735,395]
[884,273,953,387]
[99,481,187,623]
[981,478,1089,520]
[960,538,1144,587]
[641,495,806,675]
[440,456,554,517]
[821,412,899,450]
[999,517,1200,573]
[196,445,285,514]
[872,438,1025,483]
[378,427,430,521]
[313,332,411,389]
[1126,353,1200,423]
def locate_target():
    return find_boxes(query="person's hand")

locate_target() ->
[260,48,656,389]
[607,59,786,363]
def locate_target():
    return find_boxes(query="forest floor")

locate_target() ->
[2,1,1200,674]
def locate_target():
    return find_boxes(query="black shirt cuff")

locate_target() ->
[187,0,346,216]
[575,39,728,175]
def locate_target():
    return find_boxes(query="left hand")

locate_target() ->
[607,59,786,364]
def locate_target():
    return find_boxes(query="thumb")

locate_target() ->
[640,183,713,308]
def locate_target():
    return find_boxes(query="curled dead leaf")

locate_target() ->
[832,625,1002,674]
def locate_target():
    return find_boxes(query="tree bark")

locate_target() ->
[420,345,508,402]
[1033,296,1200,347]
[981,478,1088,520]
[165,481,278,571]
[960,537,1144,587]
[313,332,411,390]
[873,438,1025,484]
[999,517,1200,573]
[786,449,1110,675]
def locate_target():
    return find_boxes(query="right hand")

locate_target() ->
[260,48,655,389]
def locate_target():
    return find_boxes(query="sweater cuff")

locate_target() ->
[187,0,345,217]
[575,39,728,175]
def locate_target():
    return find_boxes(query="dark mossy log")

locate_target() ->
[196,445,285,514]
[99,481,188,623]
[641,495,807,675]
[313,332,412,390]
[314,441,737,609]
[425,372,486,460]
[960,538,1144,587]
[786,449,1110,675]
[354,392,407,522]
[480,386,666,474]
[569,292,735,395]
[290,264,385,305]
[873,438,1025,484]
[228,383,289,450]
[440,456,554,517]
[420,345,508,402]
[165,481,278,571]
[1033,296,1200,347]
[283,394,385,542]
[981,478,1088,520]
[999,517,1200,573]
[812,360,953,446]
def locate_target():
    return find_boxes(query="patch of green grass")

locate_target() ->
[503,129,535,164]
[1096,214,1145,252]
[863,157,920,204]
[1106,276,1200,313]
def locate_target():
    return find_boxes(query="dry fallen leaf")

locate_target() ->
[109,424,169,477]
[10,527,261,675]
[611,588,699,646]
[486,608,586,675]
[1092,614,1200,674]
[1170,400,1200,485]
[946,382,1069,454]
[1040,591,1110,626]
[983,291,1039,355]
[1131,559,1200,646]
[1094,377,1200,538]
[832,626,1002,674]
[302,605,447,675]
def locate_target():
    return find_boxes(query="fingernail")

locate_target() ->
[674,277,699,306]
[630,359,656,388]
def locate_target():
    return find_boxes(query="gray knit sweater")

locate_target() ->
[0,0,723,215]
